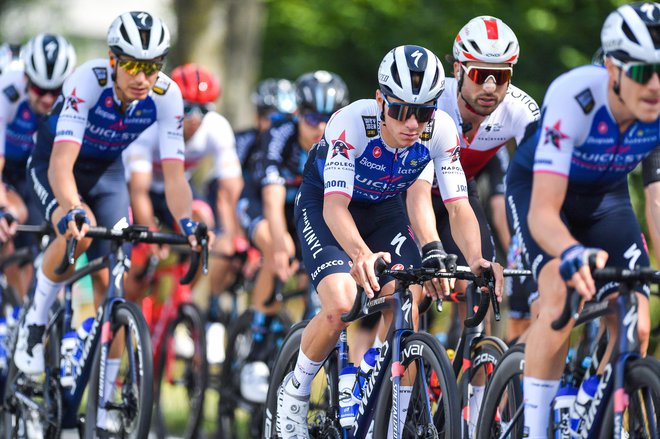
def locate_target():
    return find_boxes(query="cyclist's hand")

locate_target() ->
[350,251,391,299]
[470,258,504,302]
[57,207,90,240]
[179,218,214,251]
[0,209,16,242]
[421,241,456,299]
[272,249,298,282]
[559,244,608,300]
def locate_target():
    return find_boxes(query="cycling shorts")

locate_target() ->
[4,158,42,249]
[505,274,537,319]
[294,182,421,289]
[506,163,650,299]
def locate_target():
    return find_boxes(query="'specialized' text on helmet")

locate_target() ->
[601,2,660,63]
[453,16,519,64]
[378,45,445,104]
[108,11,170,60]
[295,70,349,114]
[21,33,76,89]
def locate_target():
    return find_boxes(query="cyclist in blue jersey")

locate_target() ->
[0,34,76,296]
[504,3,660,437]
[15,11,202,433]
[239,71,349,404]
[275,45,503,438]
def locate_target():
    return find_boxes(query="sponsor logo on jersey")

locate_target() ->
[359,156,386,171]
[574,88,595,114]
[507,88,540,118]
[484,122,503,132]
[362,115,378,137]
[92,67,108,86]
[2,85,19,103]
[152,77,170,95]
[324,180,347,189]
[446,143,461,163]
[330,130,355,159]
[373,146,382,158]
[420,118,434,141]
[175,115,184,130]
[544,120,569,149]
[65,88,86,112]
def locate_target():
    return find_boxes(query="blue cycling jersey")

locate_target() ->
[0,68,39,163]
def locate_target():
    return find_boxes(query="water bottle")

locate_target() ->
[570,375,600,435]
[60,331,78,388]
[552,382,577,438]
[73,317,94,364]
[338,364,359,428]
[354,347,379,400]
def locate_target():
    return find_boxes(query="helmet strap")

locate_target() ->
[380,100,386,123]
[613,68,625,105]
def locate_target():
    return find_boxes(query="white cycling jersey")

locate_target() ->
[124,110,241,193]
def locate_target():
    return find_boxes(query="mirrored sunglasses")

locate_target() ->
[460,64,513,85]
[613,59,660,85]
[383,95,436,123]
[29,82,61,97]
[302,112,331,127]
[118,59,164,76]
[183,103,214,117]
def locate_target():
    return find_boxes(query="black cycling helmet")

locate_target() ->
[253,78,297,115]
[295,70,349,114]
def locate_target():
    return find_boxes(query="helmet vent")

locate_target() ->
[411,71,422,94]
[469,40,483,55]
[621,22,640,45]
[139,29,150,50]
[390,63,402,88]
[650,24,660,49]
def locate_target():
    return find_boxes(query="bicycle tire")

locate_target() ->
[457,336,508,438]
[84,301,153,438]
[372,332,462,439]
[2,308,62,439]
[474,344,525,439]
[598,357,660,438]
[153,302,208,439]
[217,308,292,438]
[263,320,341,439]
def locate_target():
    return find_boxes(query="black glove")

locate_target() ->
[421,241,457,272]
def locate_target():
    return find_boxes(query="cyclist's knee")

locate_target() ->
[317,276,357,332]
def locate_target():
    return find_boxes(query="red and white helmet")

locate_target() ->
[453,16,519,64]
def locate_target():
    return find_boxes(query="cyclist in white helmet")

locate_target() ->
[14,11,202,435]
[275,45,503,438]
[0,33,76,296]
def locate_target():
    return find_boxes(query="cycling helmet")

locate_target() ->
[170,64,221,104]
[453,16,519,64]
[378,45,445,104]
[601,2,660,63]
[295,70,349,113]
[21,33,76,89]
[107,11,170,60]
[253,78,297,114]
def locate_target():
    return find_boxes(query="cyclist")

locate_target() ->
[15,11,201,434]
[0,34,76,296]
[275,45,503,438]
[643,148,660,264]
[238,70,348,404]
[504,3,660,436]
[0,42,22,75]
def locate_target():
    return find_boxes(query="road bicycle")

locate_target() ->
[2,222,207,438]
[476,265,660,438]
[264,261,465,438]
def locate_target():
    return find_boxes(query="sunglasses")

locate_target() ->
[382,95,436,123]
[460,64,513,85]
[302,112,331,127]
[183,103,214,117]
[612,58,660,85]
[29,82,61,98]
[117,59,164,76]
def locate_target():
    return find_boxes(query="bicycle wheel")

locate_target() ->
[84,301,153,438]
[3,312,62,439]
[372,332,461,439]
[599,357,660,438]
[153,302,208,439]
[216,308,291,438]
[457,336,508,438]
[474,344,525,439]
[263,320,341,439]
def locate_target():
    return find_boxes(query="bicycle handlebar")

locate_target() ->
[551,266,660,330]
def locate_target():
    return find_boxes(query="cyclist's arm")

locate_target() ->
[215,175,244,238]
[645,183,660,265]
[444,197,483,268]
[406,178,440,245]
[128,171,158,230]
[162,159,193,222]
[262,183,289,251]
[528,172,575,256]
[48,140,82,213]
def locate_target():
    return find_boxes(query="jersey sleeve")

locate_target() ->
[532,78,586,177]
[417,161,435,184]
[54,67,100,146]
[123,124,156,175]
[322,107,361,199]
[206,113,242,180]
[512,93,540,146]
[153,74,185,162]
[430,111,468,202]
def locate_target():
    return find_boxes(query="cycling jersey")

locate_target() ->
[124,111,240,194]
[0,67,39,164]
[642,146,660,187]
[33,58,184,164]
[303,99,467,203]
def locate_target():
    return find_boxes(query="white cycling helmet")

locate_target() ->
[378,45,445,104]
[453,16,519,64]
[21,33,76,89]
[107,11,170,60]
[601,2,660,63]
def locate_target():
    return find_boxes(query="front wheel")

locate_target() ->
[372,332,461,438]
[84,301,153,438]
